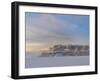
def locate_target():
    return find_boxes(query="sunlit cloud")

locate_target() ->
[26,42,49,53]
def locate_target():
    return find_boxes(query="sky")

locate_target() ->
[25,12,89,54]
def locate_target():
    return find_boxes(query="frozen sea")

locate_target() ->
[25,53,89,68]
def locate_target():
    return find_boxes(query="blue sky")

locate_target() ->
[25,12,89,53]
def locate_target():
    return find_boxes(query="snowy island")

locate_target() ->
[40,45,89,57]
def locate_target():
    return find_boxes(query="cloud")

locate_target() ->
[25,13,89,46]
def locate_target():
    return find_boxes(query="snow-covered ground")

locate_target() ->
[25,53,89,68]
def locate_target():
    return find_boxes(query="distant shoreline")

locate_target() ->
[40,44,89,57]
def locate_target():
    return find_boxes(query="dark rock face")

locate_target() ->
[50,45,67,52]
[40,45,89,57]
